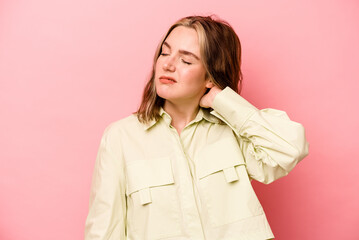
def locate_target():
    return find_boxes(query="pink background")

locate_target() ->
[1,0,358,239]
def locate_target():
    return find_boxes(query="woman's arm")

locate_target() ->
[203,86,309,184]
[85,123,126,239]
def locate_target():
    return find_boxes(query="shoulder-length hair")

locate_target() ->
[136,15,243,124]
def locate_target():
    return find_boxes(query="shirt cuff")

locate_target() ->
[211,87,258,132]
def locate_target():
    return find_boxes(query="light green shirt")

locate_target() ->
[85,87,309,240]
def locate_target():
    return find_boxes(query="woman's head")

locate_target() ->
[137,15,242,123]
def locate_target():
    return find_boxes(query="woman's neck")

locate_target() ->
[163,100,200,135]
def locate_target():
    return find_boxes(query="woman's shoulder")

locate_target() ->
[102,113,143,134]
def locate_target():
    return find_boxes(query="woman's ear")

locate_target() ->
[205,79,215,88]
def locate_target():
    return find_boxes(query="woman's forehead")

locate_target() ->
[163,26,200,54]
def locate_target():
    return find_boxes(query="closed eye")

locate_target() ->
[181,59,192,65]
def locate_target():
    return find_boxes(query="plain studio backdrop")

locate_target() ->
[0,0,358,239]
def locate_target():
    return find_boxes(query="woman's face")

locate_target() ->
[154,26,210,106]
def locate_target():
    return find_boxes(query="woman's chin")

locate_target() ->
[156,89,176,101]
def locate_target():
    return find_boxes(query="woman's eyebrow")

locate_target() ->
[163,41,200,60]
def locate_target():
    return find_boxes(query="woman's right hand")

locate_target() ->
[199,85,222,108]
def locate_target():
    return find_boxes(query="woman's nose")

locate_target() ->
[163,56,176,72]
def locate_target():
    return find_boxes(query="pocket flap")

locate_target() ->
[197,138,245,179]
[223,167,239,183]
[126,157,175,195]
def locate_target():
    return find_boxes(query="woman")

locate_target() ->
[85,15,309,240]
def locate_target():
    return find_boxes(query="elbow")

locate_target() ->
[262,166,290,185]
[265,141,308,185]
[295,124,310,163]
[298,140,309,162]
[284,139,309,173]
[289,122,309,165]
[264,139,309,184]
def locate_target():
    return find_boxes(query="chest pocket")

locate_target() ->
[196,137,264,227]
[126,157,175,204]
[125,157,182,239]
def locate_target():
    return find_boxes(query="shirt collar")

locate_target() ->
[143,107,221,131]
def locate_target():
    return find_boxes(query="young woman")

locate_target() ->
[85,15,309,240]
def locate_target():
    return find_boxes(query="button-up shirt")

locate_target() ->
[84,87,309,240]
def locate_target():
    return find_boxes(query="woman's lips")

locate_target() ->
[159,76,176,84]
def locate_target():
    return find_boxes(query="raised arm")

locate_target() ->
[205,86,309,184]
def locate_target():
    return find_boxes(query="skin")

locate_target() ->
[154,26,222,134]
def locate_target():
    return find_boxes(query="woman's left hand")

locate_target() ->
[199,86,222,108]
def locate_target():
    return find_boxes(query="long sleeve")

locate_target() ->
[85,123,127,239]
[211,87,309,184]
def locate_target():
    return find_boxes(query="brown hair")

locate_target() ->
[136,15,243,123]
